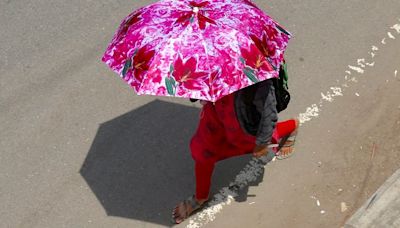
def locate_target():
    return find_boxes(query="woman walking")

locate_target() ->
[101,0,295,224]
[172,78,299,224]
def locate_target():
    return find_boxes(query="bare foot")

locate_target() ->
[172,196,207,224]
[276,118,299,159]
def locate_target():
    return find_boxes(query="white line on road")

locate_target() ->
[186,20,399,228]
[348,65,365,74]
[391,24,400,33]
[388,32,396,39]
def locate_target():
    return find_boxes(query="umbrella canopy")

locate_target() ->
[102,0,291,102]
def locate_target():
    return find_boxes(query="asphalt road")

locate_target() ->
[1,0,399,227]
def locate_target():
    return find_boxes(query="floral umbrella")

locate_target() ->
[102,0,291,102]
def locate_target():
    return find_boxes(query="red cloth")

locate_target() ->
[190,93,296,199]
[271,119,296,144]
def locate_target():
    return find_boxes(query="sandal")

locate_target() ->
[276,133,297,160]
[276,121,299,160]
[172,195,207,224]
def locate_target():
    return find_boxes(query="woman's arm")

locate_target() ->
[254,80,278,146]
[252,81,278,157]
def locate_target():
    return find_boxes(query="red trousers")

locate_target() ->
[190,93,296,199]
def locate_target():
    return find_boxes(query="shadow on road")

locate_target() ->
[80,100,262,226]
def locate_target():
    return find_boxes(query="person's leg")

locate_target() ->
[271,119,297,143]
[172,103,222,224]
[172,139,219,224]
[190,102,226,201]
[195,161,215,201]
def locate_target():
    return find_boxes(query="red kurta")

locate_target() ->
[190,93,296,199]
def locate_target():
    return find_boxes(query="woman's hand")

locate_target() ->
[252,144,269,158]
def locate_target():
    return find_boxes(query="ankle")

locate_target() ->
[195,197,208,205]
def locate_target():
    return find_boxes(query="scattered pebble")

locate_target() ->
[395,70,398,78]
[249,202,255,205]
[341,202,348,212]
[338,188,343,192]
[311,196,321,207]
[320,210,326,214]
[355,93,360,97]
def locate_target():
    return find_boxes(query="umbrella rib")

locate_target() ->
[120,1,290,99]
[134,2,194,95]
[196,25,213,101]
[216,19,287,73]
[137,19,193,95]
[211,2,289,53]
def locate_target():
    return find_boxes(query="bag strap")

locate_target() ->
[280,60,289,90]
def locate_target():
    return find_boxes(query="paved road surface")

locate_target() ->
[1,0,399,227]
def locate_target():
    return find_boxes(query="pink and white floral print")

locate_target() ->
[102,0,291,102]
